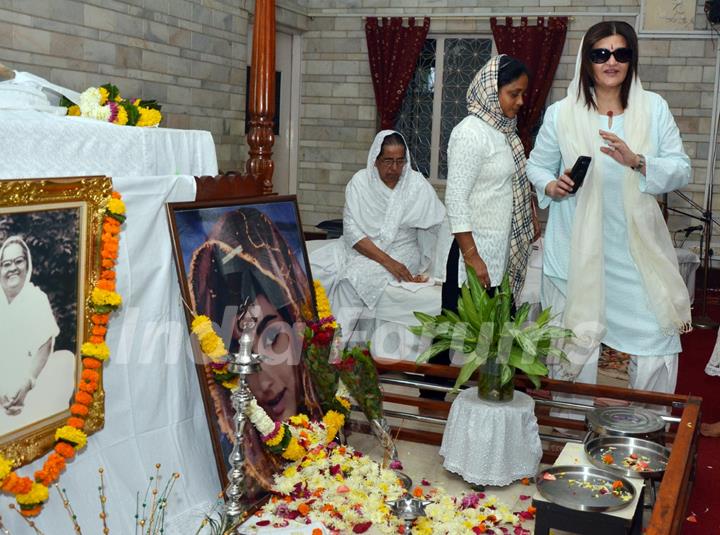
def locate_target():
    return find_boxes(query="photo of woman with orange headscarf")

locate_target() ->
[171,197,322,501]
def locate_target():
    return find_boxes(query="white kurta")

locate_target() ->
[527,93,691,356]
[445,115,515,287]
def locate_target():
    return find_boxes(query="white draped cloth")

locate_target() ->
[313,131,446,342]
[0,71,217,179]
[0,78,220,530]
[0,175,223,535]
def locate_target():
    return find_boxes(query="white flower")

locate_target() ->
[79,87,103,109]
[77,87,111,122]
[81,102,111,122]
[246,399,275,436]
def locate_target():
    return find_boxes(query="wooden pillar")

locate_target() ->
[246,0,276,195]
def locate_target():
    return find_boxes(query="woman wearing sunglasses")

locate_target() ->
[527,21,691,407]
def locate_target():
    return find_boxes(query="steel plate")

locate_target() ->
[586,407,664,437]
[535,465,636,512]
[584,435,670,480]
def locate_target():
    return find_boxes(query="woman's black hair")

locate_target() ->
[579,21,638,110]
[497,56,529,89]
[378,132,407,158]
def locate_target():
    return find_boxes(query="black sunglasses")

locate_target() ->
[589,47,633,64]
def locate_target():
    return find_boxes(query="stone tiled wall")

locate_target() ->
[298,0,717,254]
[1,0,308,172]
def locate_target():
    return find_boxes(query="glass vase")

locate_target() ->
[477,360,514,402]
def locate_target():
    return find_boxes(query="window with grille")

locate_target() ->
[395,37,494,182]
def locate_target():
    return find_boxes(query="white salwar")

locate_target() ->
[313,130,446,344]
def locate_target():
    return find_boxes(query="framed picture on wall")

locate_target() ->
[0,176,112,466]
[167,195,321,501]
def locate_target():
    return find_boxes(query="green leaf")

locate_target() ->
[101,83,120,101]
[416,339,451,364]
[461,285,482,330]
[408,325,429,337]
[535,307,551,327]
[500,363,514,387]
[496,274,512,328]
[413,311,436,325]
[453,355,481,392]
[121,100,140,126]
[514,331,538,358]
[441,308,461,323]
[539,326,575,340]
[507,346,548,377]
[513,302,531,326]
[59,95,76,107]
[525,373,542,389]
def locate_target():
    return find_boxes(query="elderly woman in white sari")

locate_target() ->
[0,236,75,433]
[527,21,691,404]
[316,130,446,345]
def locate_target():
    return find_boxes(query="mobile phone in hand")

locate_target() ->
[569,156,592,194]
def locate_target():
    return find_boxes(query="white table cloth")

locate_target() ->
[0,110,217,179]
[0,112,222,534]
[439,388,542,487]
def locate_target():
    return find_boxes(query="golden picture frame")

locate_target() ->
[0,176,112,468]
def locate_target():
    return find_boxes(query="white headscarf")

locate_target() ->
[0,236,33,305]
[343,130,437,248]
[557,35,691,350]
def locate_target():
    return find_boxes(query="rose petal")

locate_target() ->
[519,495,531,501]
[353,521,373,533]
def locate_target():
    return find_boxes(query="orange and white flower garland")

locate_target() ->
[0,192,125,516]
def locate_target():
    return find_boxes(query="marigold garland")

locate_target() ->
[0,191,125,516]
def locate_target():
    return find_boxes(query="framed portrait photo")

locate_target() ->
[0,176,112,466]
[167,195,322,501]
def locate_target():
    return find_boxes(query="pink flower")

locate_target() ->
[389,460,403,470]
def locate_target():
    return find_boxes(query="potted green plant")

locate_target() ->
[411,269,573,401]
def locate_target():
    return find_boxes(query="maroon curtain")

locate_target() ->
[491,17,568,155]
[366,17,430,130]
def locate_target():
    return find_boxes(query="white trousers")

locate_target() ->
[706,331,720,376]
[541,275,678,420]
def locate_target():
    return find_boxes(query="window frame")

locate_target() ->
[407,33,497,185]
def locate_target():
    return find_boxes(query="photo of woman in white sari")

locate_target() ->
[0,236,75,437]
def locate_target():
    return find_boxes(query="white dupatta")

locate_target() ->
[558,44,691,353]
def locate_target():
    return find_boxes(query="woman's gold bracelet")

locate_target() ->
[461,245,477,258]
